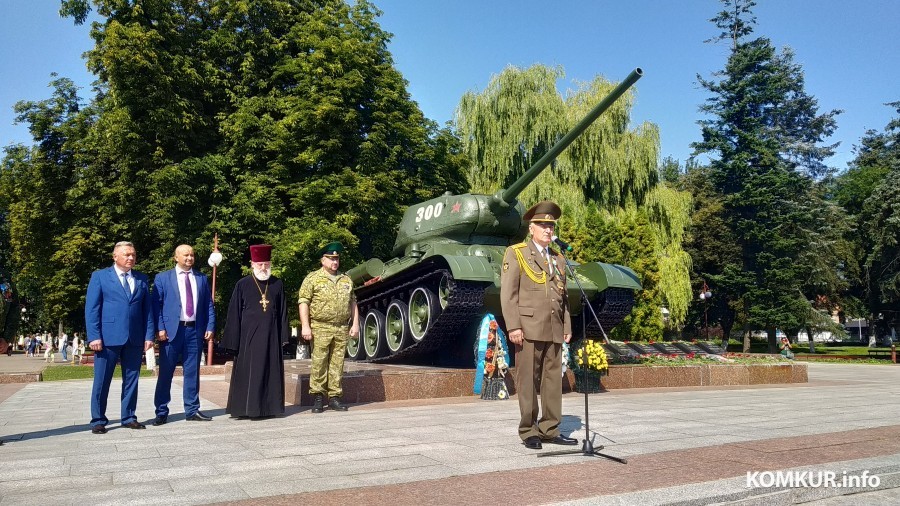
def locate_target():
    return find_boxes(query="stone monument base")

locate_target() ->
[222,359,809,406]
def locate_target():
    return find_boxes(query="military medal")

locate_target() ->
[253,276,270,312]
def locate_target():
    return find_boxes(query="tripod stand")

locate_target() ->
[538,248,626,464]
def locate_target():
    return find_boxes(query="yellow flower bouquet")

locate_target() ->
[574,340,609,373]
[572,340,608,393]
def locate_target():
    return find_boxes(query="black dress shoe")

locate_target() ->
[122,421,146,429]
[523,436,542,449]
[545,435,578,445]
[91,425,107,434]
[152,416,167,426]
[311,394,324,414]
[186,411,212,421]
[328,398,348,411]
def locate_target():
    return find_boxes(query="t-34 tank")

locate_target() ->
[346,68,644,364]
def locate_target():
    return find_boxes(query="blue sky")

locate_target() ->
[2,0,898,170]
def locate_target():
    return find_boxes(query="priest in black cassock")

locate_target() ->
[224,244,288,418]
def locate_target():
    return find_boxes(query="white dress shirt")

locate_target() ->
[176,267,198,322]
[113,265,134,293]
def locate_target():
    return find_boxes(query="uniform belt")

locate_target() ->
[179,321,196,327]
[311,319,347,326]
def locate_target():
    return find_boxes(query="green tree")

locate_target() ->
[0,76,90,330]
[455,64,693,334]
[835,102,900,343]
[0,0,467,332]
[677,162,743,343]
[692,0,843,352]
[862,164,900,326]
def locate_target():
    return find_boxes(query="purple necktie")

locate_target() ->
[183,271,194,318]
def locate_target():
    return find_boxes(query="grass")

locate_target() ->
[612,340,896,365]
[42,364,154,382]
[721,341,894,356]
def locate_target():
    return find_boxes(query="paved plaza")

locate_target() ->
[1,358,899,505]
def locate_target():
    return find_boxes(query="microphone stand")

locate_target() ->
[538,246,627,464]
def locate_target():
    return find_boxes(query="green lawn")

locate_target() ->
[723,341,893,355]
[42,364,153,382]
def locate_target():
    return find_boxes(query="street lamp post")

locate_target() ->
[698,281,713,342]
[206,234,223,366]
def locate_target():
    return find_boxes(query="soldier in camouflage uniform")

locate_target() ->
[299,242,360,413]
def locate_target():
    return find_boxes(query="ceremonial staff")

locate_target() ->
[206,234,223,366]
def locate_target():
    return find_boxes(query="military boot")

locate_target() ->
[328,397,348,411]
[311,394,324,413]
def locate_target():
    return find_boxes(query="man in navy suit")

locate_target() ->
[85,241,155,434]
[151,244,216,424]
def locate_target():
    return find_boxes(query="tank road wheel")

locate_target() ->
[437,273,451,310]
[362,309,387,360]
[346,323,364,360]
[385,300,411,353]
[408,286,441,342]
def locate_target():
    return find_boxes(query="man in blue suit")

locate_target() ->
[85,241,155,434]
[152,244,216,425]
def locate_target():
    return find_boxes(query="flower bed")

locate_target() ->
[563,361,808,391]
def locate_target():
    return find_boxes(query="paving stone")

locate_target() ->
[2,362,900,505]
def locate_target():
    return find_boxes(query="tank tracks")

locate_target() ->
[354,263,635,363]
[581,287,636,341]
[355,265,489,363]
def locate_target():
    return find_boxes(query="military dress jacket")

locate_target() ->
[298,268,355,326]
[500,240,572,343]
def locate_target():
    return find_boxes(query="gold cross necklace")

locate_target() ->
[252,276,270,312]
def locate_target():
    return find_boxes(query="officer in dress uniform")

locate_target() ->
[299,242,360,413]
[500,201,578,450]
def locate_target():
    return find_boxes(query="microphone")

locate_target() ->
[551,236,573,252]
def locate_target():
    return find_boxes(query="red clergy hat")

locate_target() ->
[249,244,272,262]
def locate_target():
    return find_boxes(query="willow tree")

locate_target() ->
[455,64,692,331]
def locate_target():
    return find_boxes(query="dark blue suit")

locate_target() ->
[85,267,155,427]
[152,268,215,418]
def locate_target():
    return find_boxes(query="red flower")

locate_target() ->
[485,363,496,376]
[485,349,494,360]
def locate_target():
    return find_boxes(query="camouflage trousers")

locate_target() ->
[309,322,350,398]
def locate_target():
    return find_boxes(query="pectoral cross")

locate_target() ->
[260,295,270,312]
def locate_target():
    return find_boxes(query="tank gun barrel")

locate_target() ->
[499,67,643,204]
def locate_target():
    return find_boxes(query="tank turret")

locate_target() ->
[347,69,644,364]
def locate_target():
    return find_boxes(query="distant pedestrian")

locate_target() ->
[44,342,55,363]
[779,337,794,360]
[72,333,81,363]
[58,333,69,362]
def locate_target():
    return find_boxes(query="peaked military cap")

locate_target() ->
[319,241,344,258]
[523,201,562,223]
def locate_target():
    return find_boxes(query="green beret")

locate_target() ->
[319,241,344,258]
